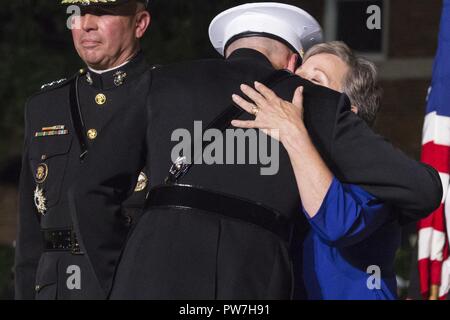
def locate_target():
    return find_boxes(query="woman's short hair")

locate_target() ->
[303,41,382,126]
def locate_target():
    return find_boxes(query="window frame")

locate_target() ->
[323,0,390,61]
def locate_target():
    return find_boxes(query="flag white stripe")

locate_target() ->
[431,228,447,261]
[418,227,446,261]
[439,173,450,203]
[445,186,450,244]
[419,227,434,260]
[423,111,450,146]
[439,258,450,298]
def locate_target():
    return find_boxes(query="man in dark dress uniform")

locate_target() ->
[69,3,442,299]
[14,0,152,300]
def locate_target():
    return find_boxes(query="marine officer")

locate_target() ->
[15,0,152,300]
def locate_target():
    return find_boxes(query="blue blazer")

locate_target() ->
[295,178,401,300]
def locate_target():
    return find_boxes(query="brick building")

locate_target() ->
[294,0,441,158]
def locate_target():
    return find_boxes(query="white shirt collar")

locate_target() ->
[88,59,131,75]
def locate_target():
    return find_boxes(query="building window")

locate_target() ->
[324,0,389,60]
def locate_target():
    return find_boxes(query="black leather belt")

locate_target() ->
[146,185,293,243]
[42,229,82,255]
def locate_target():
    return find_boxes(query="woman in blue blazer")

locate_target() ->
[232,41,414,300]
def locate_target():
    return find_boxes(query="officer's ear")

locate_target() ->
[135,8,151,39]
[287,54,300,73]
[351,105,359,115]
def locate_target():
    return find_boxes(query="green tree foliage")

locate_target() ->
[0,1,79,162]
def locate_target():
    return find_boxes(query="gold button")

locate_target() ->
[95,93,107,105]
[87,129,98,140]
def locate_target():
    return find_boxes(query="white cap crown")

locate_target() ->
[209,2,323,56]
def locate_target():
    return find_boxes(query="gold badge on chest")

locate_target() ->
[35,163,48,184]
[34,163,49,215]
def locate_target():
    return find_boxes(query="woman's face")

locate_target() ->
[295,53,349,92]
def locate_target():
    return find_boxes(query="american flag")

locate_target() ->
[418,0,450,300]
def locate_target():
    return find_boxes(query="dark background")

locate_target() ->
[0,0,443,299]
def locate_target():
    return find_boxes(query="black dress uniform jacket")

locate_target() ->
[15,53,152,300]
[69,49,442,299]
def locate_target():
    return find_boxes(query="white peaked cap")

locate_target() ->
[209,2,323,56]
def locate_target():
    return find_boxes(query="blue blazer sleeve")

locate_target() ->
[304,177,391,248]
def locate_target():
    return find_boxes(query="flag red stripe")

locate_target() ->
[421,142,450,174]
[418,205,445,231]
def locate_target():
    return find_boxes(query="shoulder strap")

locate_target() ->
[166,69,295,184]
[69,75,89,161]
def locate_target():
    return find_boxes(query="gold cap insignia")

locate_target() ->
[62,0,120,5]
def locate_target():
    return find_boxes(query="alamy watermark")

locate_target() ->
[367,5,382,30]
[66,5,81,30]
[367,265,381,290]
[171,121,280,176]
[66,265,81,290]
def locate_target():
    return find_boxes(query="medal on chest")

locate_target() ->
[34,163,49,215]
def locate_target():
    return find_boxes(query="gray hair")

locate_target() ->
[303,41,382,126]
